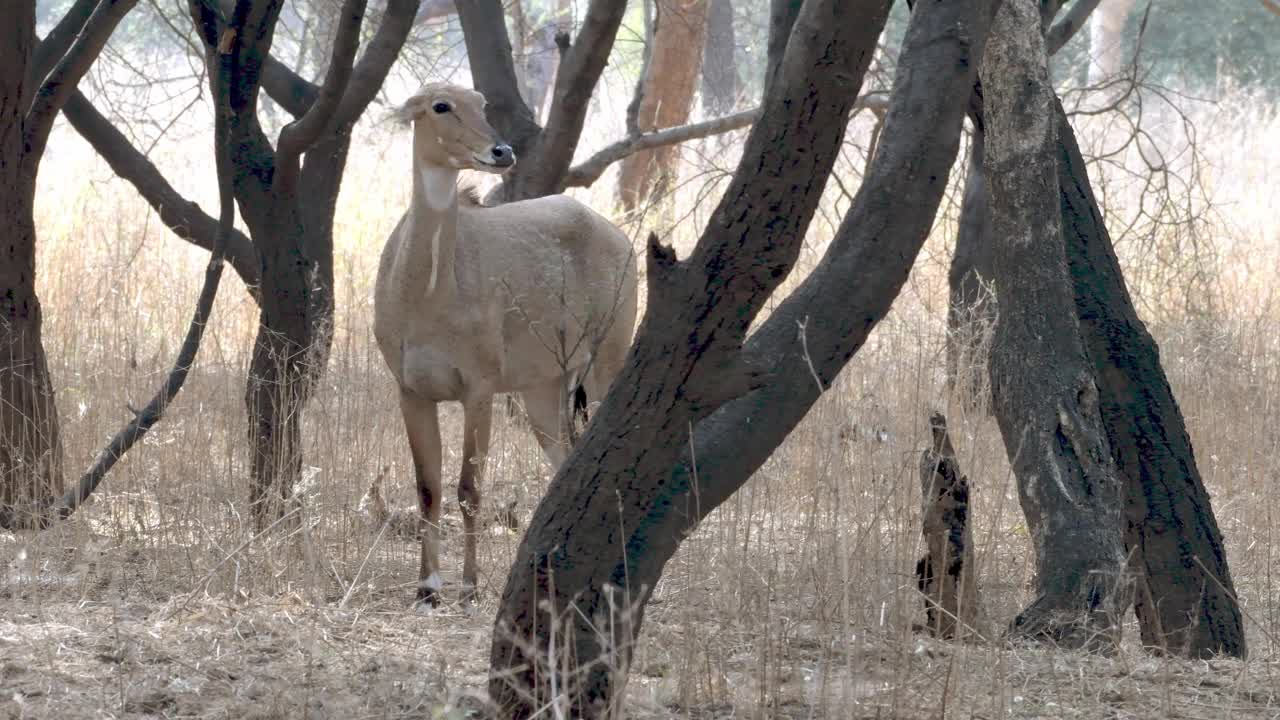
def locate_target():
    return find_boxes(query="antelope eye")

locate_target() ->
[431,101,451,114]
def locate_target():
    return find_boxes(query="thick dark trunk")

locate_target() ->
[0,181,64,529]
[1053,99,1246,658]
[700,0,737,116]
[487,0,1004,714]
[946,125,995,410]
[983,0,1126,650]
[1,1,63,529]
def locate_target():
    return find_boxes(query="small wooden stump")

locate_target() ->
[915,412,978,639]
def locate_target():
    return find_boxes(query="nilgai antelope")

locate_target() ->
[375,84,638,605]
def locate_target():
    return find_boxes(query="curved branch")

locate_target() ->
[333,0,420,129]
[513,0,628,197]
[55,17,238,522]
[62,89,261,292]
[1047,0,1102,55]
[564,92,890,189]
[25,0,138,164]
[30,0,99,87]
[277,0,367,186]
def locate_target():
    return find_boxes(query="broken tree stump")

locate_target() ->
[915,411,979,639]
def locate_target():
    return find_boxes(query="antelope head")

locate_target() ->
[396,84,515,174]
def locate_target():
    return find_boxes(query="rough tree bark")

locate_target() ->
[945,119,995,409]
[983,0,1127,649]
[0,0,137,529]
[615,0,710,210]
[947,0,1244,658]
[487,0,1002,714]
[182,0,418,526]
[700,0,737,116]
[1053,99,1246,657]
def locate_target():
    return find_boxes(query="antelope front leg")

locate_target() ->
[399,391,443,606]
[459,395,492,602]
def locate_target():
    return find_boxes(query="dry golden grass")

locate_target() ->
[3,85,1280,718]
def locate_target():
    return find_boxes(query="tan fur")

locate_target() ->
[374,83,639,603]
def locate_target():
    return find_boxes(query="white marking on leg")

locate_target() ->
[420,571,443,592]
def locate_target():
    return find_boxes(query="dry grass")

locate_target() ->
[3,79,1280,718]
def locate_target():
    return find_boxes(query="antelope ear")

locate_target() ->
[391,95,428,126]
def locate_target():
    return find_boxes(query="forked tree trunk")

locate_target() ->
[616,0,710,210]
[983,0,1127,649]
[1052,99,1246,657]
[487,0,1007,713]
[700,0,737,116]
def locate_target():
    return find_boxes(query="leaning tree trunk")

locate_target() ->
[945,122,995,410]
[487,0,1008,714]
[616,0,710,210]
[1052,99,1246,657]
[983,0,1127,649]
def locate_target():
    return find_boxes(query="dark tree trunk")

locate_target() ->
[1053,99,1246,658]
[1,2,63,529]
[0,181,64,529]
[184,0,413,528]
[700,0,737,116]
[946,123,995,410]
[487,0,1005,714]
[916,412,978,639]
[982,0,1126,649]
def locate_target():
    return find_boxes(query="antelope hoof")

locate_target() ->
[416,572,444,609]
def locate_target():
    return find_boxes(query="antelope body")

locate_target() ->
[374,84,638,604]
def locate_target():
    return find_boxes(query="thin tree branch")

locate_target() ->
[277,0,368,187]
[515,0,628,197]
[61,89,262,291]
[30,0,100,86]
[1260,0,1280,17]
[24,0,139,164]
[55,11,237,522]
[564,93,890,189]
[332,0,420,128]
[1047,0,1102,54]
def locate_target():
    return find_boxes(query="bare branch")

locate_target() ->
[332,0,420,128]
[61,89,262,292]
[30,0,99,86]
[56,11,238,521]
[1047,0,1103,55]
[24,0,139,163]
[564,92,890,189]
[457,0,542,154]
[277,0,368,186]
[1261,0,1280,17]
[513,0,628,197]
[262,57,318,116]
